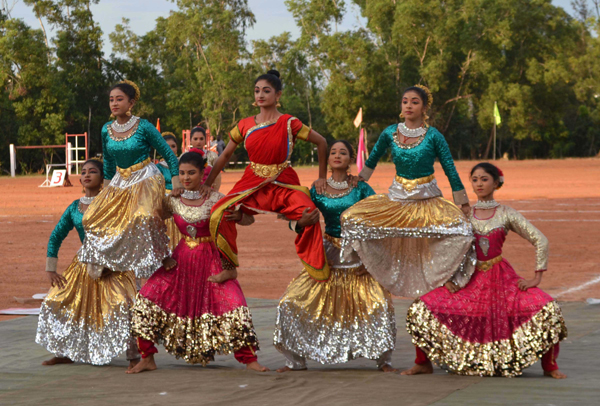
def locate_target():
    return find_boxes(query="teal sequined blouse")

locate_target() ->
[157,162,173,190]
[310,182,376,238]
[102,119,179,180]
[365,125,465,192]
[47,199,85,258]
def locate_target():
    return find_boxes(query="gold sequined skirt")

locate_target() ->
[78,163,170,278]
[406,299,567,377]
[340,194,475,297]
[274,267,396,364]
[35,256,137,365]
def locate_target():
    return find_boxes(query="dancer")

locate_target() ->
[404,163,567,378]
[190,126,221,191]
[340,85,475,297]
[157,132,179,191]
[274,140,397,372]
[78,81,180,279]
[128,150,268,374]
[199,70,330,281]
[36,159,139,366]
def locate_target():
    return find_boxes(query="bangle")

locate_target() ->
[535,269,546,273]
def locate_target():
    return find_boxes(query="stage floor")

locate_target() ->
[1,298,598,406]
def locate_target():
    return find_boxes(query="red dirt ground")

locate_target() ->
[1,158,599,321]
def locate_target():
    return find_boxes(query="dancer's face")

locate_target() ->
[254,80,281,108]
[80,162,103,191]
[329,142,351,172]
[470,168,498,200]
[401,91,425,122]
[191,132,206,149]
[166,139,178,155]
[179,163,203,190]
[109,88,135,119]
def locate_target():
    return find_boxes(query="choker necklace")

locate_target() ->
[327,176,349,190]
[182,190,202,200]
[397,122,427,138]
[80,195,96,205]
[111,116,139,133]
[474,200,500,210]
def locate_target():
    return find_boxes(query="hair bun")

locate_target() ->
[267,69,280,78]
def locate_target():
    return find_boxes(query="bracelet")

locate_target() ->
[535,269,547,273]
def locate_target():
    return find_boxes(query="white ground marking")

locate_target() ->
[554,275,600,298]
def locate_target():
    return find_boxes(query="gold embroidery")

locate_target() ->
[323,233,342,249]
[394,174,436,192]
[116,157,152,179]
[184,235,214,249]
[476,255,503,271]
[250,161,289,178]
[168,192,223,224]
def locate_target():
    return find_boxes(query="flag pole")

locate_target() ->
[493,121,496,160]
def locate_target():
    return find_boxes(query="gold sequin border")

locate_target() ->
[406,299,567,377]
[131,295,258,365]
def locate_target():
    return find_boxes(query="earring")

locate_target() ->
[126,108,132,117]
[109,114,115,120]
[252,102,258,107]
[276,100,282,108]
[82,187,85,193]
[399,112,405,119]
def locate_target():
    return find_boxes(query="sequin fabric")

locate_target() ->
[78,164,170,278]
[274,183,396,366]
[406,205,567,377]
[340,180,476,297]
[47,199,85,258]
[102,118,179,180]
[36,257,137,365]
[132,192,258,365]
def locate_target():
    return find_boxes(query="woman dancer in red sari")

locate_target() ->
[198,70,330,281]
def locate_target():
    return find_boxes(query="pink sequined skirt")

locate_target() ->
[407,259,567,376]
[131,239,258,365]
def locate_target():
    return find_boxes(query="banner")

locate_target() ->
[493,102,501,125]
[353,108,363,128]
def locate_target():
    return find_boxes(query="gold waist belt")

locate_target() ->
[250,161,289,178]
[117,157,152,179]
[476,255,503,271]
[324,233,342,249]
[395,174,435,191]
[184,235,214,249]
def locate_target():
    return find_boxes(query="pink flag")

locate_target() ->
[357,128,366,172]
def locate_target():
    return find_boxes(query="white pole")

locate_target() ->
[493,122,497,160]
[67,142,72,175]
[9,144,16,177]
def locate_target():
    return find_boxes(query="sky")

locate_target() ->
[5,0,579,56]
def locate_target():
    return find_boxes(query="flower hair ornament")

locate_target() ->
[188,147,209,167]
[120,79,141,102]
[496,167,505,190]
[414,84,433,110]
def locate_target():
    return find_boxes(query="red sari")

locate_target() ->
[210,114,330,281]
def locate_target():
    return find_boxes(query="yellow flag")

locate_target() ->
[353,107,363,128]
[493,102,501,126]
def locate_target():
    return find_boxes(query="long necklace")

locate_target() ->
[182,190,202,200]
[397,122,427,138]
[80,195,96,205]
[111,116,139,133]
[474,199,500,210]
[327,176,349,190]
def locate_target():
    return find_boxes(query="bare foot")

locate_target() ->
[276,365,307,373]
[126,355,157,374]
[544,369,567,379]
[380,364,399,373]
[42,357,73,366]
[127,358,141,371]
[400,362,433,375]
[246,361,269,372]
[208,268,237,284]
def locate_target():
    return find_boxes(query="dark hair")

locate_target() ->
[109,83,137,101]
[329,140,356,160]
[162,134,177,143]
[179,150,206,170]
[254,69,282,92]
[403,86,429,107]
[82,158,104,178]
[470,162,504,188]
[190,127,206,138]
